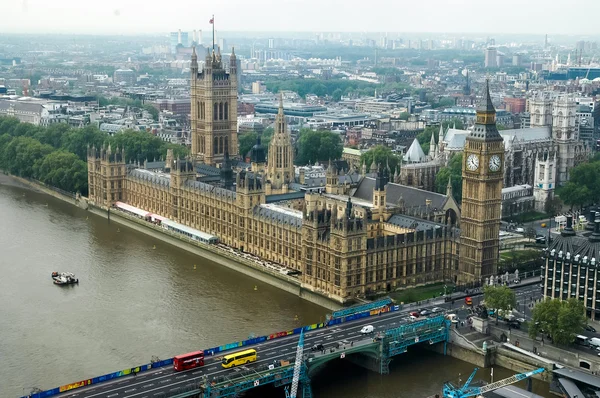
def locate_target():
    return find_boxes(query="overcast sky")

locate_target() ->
[4,0,599,36]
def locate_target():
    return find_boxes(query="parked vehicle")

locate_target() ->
[585,325,597,333]
[446,313,459,323]
[589,337,600,349]
[409,311,420,318]
[420,309,430,316]
[575,335,590,347]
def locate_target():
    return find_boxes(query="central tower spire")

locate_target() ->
[266,94,295,194]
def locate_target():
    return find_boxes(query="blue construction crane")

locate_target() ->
[284,329,305,398]
[443,367,545,398]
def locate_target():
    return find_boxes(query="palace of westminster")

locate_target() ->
[88,47,507,303]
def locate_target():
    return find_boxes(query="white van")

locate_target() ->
[360,325,374,334]
[590,337,600,349]
[446,313,459,323]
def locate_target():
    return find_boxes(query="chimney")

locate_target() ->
[587,209,597,231]
[590,220,600,243]
[178,29,182,44]
[562,215,576,237]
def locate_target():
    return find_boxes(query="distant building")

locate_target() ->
[251,81,266,94]
[0,99,49,125]
[485,47,498,68]
[113,69,136,86]
[504,97,526,114]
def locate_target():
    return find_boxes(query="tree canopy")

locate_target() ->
[435,153,463,203]
[483,285,517,324]
[295,129,343,165]
[360,145,401,174]
[264,78,376,99]
[558,159,600,210]
[529,298,587,346]
[0,116,190,196]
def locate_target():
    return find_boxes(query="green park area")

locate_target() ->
[390,282,452,304]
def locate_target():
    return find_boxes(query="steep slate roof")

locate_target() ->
[387,214,444,232]
[185,179,236,199]
[129,168,171,187]
[403,138,427,162]
[444,128,468,150]
[266,191,306,203]
[146,161,166,170]
[196,163,221,176]
[353,177,448,210]
[253,204,303,228]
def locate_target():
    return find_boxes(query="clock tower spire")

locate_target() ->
[458,79,504,285]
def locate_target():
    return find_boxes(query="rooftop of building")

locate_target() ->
[354,177,448,210]
[386,213,444,232]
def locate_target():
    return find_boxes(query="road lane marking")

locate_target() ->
[125,388,136,393]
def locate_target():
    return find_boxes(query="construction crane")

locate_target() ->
[442,367,545,398]
[284,329,305,398]
[585,56,596,80]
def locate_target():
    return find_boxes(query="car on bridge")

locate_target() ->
[310,344,325,352]
[360,325,374,334]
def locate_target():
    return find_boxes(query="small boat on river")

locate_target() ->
[52,272,79,285]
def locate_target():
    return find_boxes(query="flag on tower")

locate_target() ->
[209,17,214,24]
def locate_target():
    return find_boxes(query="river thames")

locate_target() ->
[0,177,551,397]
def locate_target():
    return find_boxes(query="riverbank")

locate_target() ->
[0,173,341,310]
[87,204,341,310]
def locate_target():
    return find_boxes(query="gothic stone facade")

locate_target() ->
[87,149,460,302]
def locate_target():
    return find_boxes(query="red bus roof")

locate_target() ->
[174,350,204,359]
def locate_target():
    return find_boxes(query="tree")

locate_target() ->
[295,129,343,165]
[143,104,159,121]
[398,112,410,121]
[332,88,343,101]
[33,150,88,194]
[484,285,516,324]
[360,145,401,174]
[524,227,537,241]
[238,132,258,159]
[529,298,587,346]
[558,161,600,210]
[435,153,463,203]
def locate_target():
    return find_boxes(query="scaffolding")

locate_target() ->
[379,315,449,374]
[198,362,312,398]
[331,297,393,319]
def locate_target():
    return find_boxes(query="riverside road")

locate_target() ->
[55,282,543,398]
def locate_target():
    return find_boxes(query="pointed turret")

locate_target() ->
[478,79,496,113]
[446,177,453,197]
[428,131,437,159]
[191,46,198,75]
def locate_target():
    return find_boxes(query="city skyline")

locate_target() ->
[4,0,600,36]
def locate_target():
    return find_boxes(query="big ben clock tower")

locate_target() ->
[458,80,504,285]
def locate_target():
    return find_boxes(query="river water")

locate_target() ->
[0,177,551,398]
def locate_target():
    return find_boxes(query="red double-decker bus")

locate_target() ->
[173,350,205,372]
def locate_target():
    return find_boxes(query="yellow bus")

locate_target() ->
[221,349,257,368]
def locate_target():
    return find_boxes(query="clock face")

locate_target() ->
[489,155,501,172]
[466,154,479,171]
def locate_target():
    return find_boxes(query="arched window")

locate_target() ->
[197,101,201,119]
[219,102,224,120]
[214,103,218,120]
[213,138,218,154]
[224,137,228,154]
[224,102,228,120]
